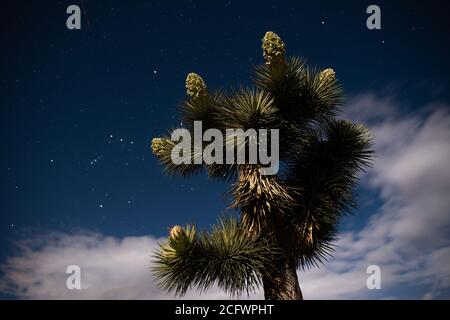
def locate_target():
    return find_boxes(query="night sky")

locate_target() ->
[1,0,450,299]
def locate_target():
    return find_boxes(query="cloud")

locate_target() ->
[0,231,243,299]
[298,94,450,299]
[1,93,449,299]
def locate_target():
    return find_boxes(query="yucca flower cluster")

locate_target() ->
[185,72,207,99]
[261,31,286,65]
[151,138,170,157]
[319,68,336,83]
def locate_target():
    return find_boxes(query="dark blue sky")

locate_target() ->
[1,0,450,299]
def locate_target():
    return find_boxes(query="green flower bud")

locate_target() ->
[319,68,336,83]
[169,225,185,239]
[185,73,207,99]
[261,31,286,65]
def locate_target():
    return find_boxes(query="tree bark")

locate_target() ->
[262,257,303,300]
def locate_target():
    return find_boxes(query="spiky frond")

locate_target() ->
[254,58,342,125]
[205,89,281,177]
[254,57,305,119]
[218,89,280,130]
[152,224,198,295]
[284,119,373,268]
[152,217,279,296]
[151,134,203,177]
[303,66,342,121]
[180,91,224,130]
[321,119,373,172]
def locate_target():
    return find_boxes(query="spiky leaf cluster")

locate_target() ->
[152,217,279,296]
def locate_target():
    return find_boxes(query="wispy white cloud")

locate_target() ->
[0,232,236,299]
[299,94,450,299]
[1,93,449,299]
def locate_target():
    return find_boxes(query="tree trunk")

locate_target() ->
[262,257,303,300]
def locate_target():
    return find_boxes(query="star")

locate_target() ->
[99,204,103,208]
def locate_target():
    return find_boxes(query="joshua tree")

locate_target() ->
[151,31,372,300]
